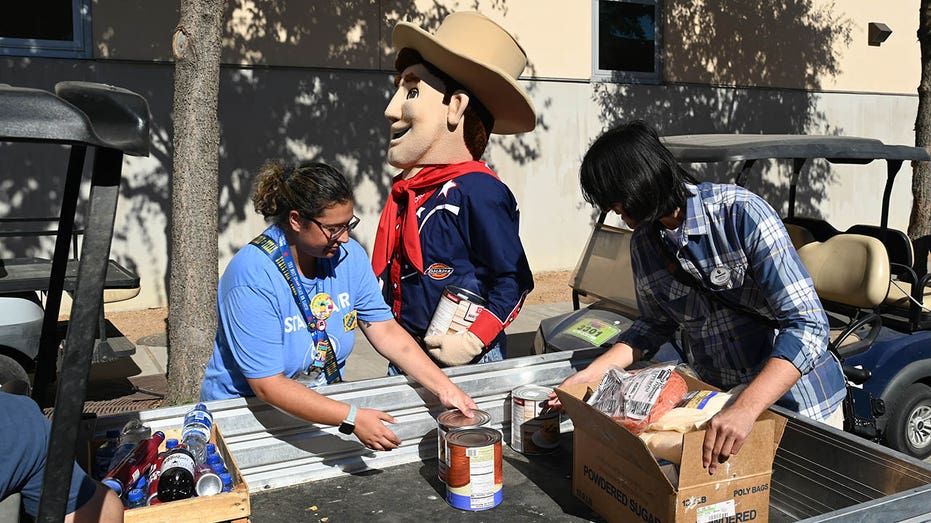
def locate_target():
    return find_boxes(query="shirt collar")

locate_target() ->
[681,183,709,237]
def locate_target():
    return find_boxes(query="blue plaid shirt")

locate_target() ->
[618,182,846,421]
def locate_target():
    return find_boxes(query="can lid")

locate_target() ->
[513,384,554,401]
[445,427,501,447]
[443,285,488,306]
[437,409,490,430]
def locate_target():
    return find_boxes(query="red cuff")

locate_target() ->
[468,309,504,347]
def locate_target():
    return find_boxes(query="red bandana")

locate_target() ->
[372,160,497,275]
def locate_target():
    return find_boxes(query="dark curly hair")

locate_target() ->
[252,161,353,226]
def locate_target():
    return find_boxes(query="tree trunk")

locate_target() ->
[912,0,931,278]
[166,0,224,404]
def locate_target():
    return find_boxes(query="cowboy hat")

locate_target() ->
[392,11,536,135]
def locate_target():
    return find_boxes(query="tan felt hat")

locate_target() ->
[392,11,536,135]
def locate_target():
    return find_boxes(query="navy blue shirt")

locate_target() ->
[380,170,533,351]
[0,392,97,517]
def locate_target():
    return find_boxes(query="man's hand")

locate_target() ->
[425,331,485,366]
[353,408,402,451]
[702,404,757,474]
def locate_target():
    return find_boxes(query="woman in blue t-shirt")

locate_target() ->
[201,161,476,451]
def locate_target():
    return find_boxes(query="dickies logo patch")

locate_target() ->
[425,263,454,280]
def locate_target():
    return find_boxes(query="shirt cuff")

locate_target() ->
[468,309,504,347]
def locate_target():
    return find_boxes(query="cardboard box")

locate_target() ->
[556,373,786,523]
[106,423,250,523]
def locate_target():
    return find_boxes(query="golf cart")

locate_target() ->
[533,134,931,459]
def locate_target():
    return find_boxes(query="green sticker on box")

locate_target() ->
[565,318,621,346]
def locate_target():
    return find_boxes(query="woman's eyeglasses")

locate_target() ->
[307,215,360,240]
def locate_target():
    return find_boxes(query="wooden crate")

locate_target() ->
[121,423,250,523]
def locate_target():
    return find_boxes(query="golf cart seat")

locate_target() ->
[783,216,841,242]
[784,223,816,250]
[796,233,890,358]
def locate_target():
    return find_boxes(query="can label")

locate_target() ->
[161,452,195,475]
[426,286,487,337]
[511,385,560,454]
[436,409,490,483]
[446,429,502,511]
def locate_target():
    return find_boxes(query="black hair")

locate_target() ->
[579,120,697,225]
[395,48,493,159]
[252,160,353,226]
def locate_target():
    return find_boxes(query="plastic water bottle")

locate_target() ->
[206,453,226,475]
[181,403,213,465]
[93,429,120,480]
[219,472,233,493]
[108,419,152,471]
[126,487,146,509]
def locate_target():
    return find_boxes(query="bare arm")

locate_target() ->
[66,483,123,523]
[361,318,477,415]
[247,374,401,451]
[702,357,800,474]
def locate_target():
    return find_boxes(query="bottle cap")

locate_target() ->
[127,488,144,503]
[206,443,217,454]
[101,477,123,496]
[166,438,179,450]
[206,453,222,464]
[220,472,232,485]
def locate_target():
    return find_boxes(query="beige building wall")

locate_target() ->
[10,0,920,312]
[664,0,918,94]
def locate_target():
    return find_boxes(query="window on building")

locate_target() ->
[593,0,661,82]
[0,0,92,58]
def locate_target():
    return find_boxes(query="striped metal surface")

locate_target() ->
[94,348,601,492]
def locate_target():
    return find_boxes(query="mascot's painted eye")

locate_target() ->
[406,88,419,100]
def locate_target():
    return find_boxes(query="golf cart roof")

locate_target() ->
[661,134,930,164]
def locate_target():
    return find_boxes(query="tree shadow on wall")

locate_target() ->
[0,0,547,302]
[588,0,854,220]
[215,0,544,253]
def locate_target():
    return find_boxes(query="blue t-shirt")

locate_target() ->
[0,392,97,517]
[201,226,394,400]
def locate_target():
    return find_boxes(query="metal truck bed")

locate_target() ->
[96,350,931,521]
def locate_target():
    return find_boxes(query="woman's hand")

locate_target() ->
[437,385,479,417]
[353,408,402,451]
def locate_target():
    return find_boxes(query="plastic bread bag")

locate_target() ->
[586,363,689,435]
[646,390,734,433]
[585,367,628,418]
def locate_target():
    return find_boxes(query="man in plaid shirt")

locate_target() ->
[558,120,845,474]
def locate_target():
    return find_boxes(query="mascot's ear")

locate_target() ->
[446,91,469,128]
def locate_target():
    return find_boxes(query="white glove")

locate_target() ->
[424,331,485,366]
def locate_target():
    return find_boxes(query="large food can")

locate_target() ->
[445,428,503,511]
[426,286,487,337]
[437,409,491,483]
[510,384,560,454]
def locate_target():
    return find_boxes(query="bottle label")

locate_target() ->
[182,409,213,441]
[161,452,195,474]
